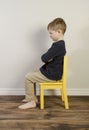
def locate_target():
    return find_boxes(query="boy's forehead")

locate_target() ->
[48,29,59,34]
[48,29,55,33]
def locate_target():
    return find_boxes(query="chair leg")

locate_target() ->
[40,86,44,109]
[64,96,69,109]
[63,88,69,109]
[60,88,64,101]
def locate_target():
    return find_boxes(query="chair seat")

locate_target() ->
[40,80,63,85]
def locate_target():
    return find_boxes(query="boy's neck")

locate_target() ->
[55,35,64,42]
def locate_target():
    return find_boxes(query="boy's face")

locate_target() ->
[48,29,61,42]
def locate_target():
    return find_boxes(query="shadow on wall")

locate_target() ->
[26,27,49,71]
[68,27,89,89]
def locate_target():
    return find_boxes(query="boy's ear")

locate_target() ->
[58,29,62,34]
[57,30,60,34]
[57,29,61,33]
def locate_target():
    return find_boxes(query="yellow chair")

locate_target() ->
[40,56,69,109]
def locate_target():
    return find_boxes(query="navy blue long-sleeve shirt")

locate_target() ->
[40,40,66,80]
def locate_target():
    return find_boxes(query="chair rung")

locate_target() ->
[40,86,62,89]
[40,82,62,85]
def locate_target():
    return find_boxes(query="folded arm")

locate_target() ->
[41,45,64,63]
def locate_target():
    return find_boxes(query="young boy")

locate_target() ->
[19,17,66,109]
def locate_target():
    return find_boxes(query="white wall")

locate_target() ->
[0,0,89,95]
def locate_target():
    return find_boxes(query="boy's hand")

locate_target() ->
[48,58,53,62]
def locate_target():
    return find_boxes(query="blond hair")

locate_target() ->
[47,18,67,34]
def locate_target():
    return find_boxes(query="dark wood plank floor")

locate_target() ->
[0,96,89,130]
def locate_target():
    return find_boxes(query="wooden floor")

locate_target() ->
[0,96,89,130]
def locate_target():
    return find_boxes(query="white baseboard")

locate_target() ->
[0,88,89,96]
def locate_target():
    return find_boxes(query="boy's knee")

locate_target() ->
[25,72,34,80]
[25,73,31,80]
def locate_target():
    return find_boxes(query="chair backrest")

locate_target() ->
[62,56,67,81]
